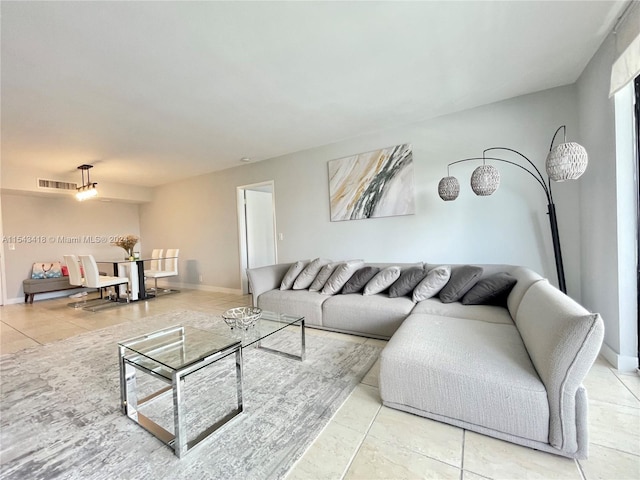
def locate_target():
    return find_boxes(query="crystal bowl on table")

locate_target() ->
[222,307,262,329]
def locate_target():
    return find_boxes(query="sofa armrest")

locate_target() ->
[515,280,604,454]
[246,263,293,307]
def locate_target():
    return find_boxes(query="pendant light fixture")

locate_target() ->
[75,164,98,201]
[545,125,589,181]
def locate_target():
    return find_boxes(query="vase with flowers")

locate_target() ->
[112,234,139,261]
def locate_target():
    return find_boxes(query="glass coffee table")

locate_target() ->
[118,310,304,458]
[225,309,306,362]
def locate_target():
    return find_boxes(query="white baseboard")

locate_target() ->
[600,342,639,372]
[161,281,243,296]
[5,288,88,305]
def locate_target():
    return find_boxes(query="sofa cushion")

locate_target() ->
[322,293,414,338]
[293,258,332,290]
[280,260,309,290]
[515,280,604,453]
[462,272,517,306]
[257,289,328,327]
[389,266,427,298]
[411,298,514,325]
[439,265,483,303]
[309,262,340,292]
[364,266,401,295]
[322,260,364,295]
[412,265,451,302]
[380,313,549,442]
[341,266,380,294]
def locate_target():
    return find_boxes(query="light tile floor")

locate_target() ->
[1,290,639,480]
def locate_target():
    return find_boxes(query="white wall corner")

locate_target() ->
[600,342,640,372]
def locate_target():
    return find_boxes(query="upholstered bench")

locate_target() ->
[22,277,75,304]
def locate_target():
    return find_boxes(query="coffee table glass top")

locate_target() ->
[118,326,240,378]
[229,310,304,349]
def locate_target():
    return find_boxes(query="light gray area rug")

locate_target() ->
[0,310,381,480]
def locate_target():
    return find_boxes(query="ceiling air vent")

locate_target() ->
[37,178,78,191]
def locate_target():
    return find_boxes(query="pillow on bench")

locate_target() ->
[31,261,63,279]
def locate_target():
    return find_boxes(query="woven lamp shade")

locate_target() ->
[438,176,460,201]
[545,142,588,181]
[471,165,500,196]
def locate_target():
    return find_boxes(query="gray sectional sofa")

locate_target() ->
[246,261,604,459]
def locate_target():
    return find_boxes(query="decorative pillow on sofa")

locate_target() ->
[341,266,380,294]
[439,265,483,303]
[293,258,332,290]
[461,272,517,306]
[412,265,451,302]
[322,260,364,295]
[280,260,309,290]
[309,262,340,292]
[389,266,427,298]
[31,261,63,279]
[363,266,402,295]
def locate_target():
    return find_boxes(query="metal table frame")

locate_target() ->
[118,326,243,458]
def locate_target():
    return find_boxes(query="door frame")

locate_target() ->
[634,74,639,366]
[236,181,278,294]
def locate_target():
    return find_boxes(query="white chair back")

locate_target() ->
[164,249,179,274]
[64,255,84,286]
[150,249,163,271]
[79,255,101,288]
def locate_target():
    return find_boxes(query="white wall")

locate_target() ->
[141,85,582,298]
[577,29,638,369]
[1,194,141,302]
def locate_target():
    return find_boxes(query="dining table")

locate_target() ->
[95,257,154,301]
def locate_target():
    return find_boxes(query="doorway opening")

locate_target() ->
[237,181,277,294]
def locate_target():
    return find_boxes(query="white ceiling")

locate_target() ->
[1,1,627,187]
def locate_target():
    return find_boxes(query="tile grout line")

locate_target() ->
[0,319,45,347]
[588,439,640,458]
[576,457,588,480]
[608,366,640,404]
[460,429,466,479]
[339,402,382,480]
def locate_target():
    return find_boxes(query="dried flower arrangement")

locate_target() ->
[112,234,139,257]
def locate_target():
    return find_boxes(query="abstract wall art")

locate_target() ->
[328,143,415,221]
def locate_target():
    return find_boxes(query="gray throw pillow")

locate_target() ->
[439,265,484,303]
[461,272,517,306]
[341,266,380,294]
[322,260,364,295]
[309,262,340,292]
[280,260,309,290]
[413,265,451,302]
[389,266,427,298]
[293,258,332,290]
[363,266,402,295]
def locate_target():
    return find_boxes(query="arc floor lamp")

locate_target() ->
[437,126,588,293]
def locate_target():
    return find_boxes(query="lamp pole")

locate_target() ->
[547,203,566,293]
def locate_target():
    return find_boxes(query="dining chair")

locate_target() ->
[79,254,130,302]
[145,248,179,293]
[64,254,89,308]
[146,249,163,273]
[64,254,85,287]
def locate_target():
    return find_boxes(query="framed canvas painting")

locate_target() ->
[328,143,415,221]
